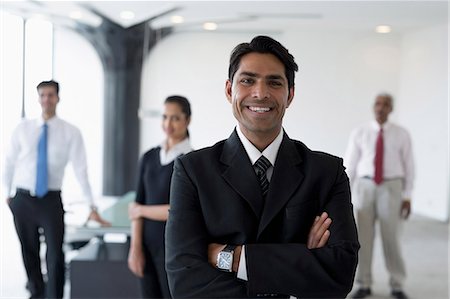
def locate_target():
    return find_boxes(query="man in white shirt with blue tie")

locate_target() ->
[345,93,414,299]
[2,80,110,298]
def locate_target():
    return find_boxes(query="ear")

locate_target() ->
[225,80,233,104]
[286,87,295,108]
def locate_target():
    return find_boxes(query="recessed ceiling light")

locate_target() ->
[375,25,392,34]
[69,11,83,20]
[69,9,103,27]
[203,22,218,31]
[120,11,135,20]
[30,14,47,21]
[170,15,184,24]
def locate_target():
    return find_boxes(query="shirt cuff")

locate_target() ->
[84,193,96,209]
[402,190,412,200]
[237,245,248,281]
[2,186,12,199]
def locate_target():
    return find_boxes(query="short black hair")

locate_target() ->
[37,80,59,95]
[228,36,299,89]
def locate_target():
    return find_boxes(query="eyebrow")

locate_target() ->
[240,71,258,78]
[239,71,285,81]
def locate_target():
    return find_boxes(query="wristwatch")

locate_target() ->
[216,244,236,272]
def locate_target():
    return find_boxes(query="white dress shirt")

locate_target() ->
[2,116,95,206]
[344,120,415,198]
[235,125,284,281]
[159,137,193,165]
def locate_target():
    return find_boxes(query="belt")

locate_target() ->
[16,188,61,197]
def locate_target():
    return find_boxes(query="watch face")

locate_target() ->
[218,252,233,270]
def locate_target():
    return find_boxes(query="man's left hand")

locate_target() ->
[307,212,332,249]
[88,209,112,227]
[400,200,411,219]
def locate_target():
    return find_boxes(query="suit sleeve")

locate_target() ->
[165,158,247,298]
[245,160,359,298]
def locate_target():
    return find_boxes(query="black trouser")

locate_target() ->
[140,243,171,298]
[9,189,65,299]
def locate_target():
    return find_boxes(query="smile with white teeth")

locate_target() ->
[248,106,271,113]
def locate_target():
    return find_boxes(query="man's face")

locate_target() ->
[225,52,294,138]
[373,95,392,124]
[38,86,59,115]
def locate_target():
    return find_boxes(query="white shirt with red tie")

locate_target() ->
[344,120,415,199]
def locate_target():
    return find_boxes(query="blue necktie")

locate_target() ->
[36,123,48,197]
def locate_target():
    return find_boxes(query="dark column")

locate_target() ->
[75,17,172,195]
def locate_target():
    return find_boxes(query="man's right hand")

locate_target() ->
[128,245,145,278]
[307,212,332,249]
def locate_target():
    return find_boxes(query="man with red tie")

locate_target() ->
[345,93,415,299]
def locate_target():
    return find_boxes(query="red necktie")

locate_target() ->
[374,128,384,185]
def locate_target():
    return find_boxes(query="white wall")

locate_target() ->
[281,30,402,155]
[397,24,449,221]
[140,30,403,156]
[140,27,448,221]
[54,27,104,206]
[140,32,257,153]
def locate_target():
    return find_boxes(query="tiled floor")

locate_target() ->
[348,215,448,299]
[1,202,448,299]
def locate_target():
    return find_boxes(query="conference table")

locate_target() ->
[67,191,140,298]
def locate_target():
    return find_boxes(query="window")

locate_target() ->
[1,12,103,203]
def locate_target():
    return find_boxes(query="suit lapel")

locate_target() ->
[221,130,264,217]
[257,134,304,238]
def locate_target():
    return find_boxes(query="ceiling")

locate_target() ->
[1,1,448,34]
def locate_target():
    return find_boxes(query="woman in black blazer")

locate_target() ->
[127,95,192,298]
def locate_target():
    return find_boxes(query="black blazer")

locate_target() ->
[165,130,359,298]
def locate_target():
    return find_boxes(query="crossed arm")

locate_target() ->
[207,212,332,272]
[166,159,359,298]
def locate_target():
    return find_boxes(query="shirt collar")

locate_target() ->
[37,115,58,126]
[160,137,192,164]
[236,125,283,166]
[371,120,391,130]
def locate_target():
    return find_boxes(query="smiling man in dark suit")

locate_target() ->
[165,35,359,298]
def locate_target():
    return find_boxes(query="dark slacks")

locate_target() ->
[9,190,65,299]
[140,243,171,298]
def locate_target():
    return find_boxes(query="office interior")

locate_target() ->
[0,1,448,298]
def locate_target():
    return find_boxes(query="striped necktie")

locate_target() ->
[255,156,271,197]
[36,123,48,197]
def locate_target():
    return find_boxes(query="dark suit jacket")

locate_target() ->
[165,130,359,298]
